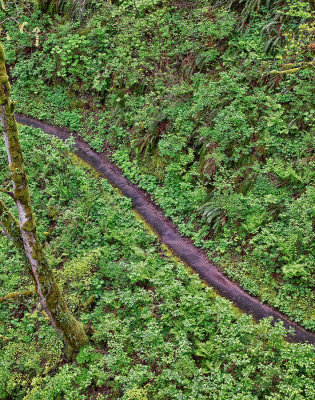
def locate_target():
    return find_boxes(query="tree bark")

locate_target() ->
[0,42,89,355]
[0,198,24,251]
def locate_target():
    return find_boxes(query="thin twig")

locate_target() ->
[0,221,14,241]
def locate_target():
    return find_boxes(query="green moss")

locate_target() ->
[13,187,31,204]
[0,44,5,61]
[22,220,36,232]
[0,290,34,302]
[0,199,22,247]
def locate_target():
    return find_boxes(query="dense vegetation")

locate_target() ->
[2,0,313,329]
[0,125,314,399]
[0,1,314,399]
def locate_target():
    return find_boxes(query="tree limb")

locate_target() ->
[271,61,315,75]
[0,187,14,198]
[0,290,34,303]
[0,199,23,250]
[0,223,14,241]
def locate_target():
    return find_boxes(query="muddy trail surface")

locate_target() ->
[16,114,315,345]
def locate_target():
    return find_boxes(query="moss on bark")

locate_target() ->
[0,290,34,302]
[0,199,24,250]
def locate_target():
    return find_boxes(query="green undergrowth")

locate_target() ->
[0,126,314,399]
[1,1,314,329]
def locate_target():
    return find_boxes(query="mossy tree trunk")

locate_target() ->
[0,198,24,252]
[0,42,89,355]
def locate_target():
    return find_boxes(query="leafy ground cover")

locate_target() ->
[1,1,314,330]
[0,125,314,400]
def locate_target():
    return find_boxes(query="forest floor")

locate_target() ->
[16,113,315,346]
[1,123,314,400]
[3,0,314,334]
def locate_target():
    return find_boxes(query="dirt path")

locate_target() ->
[16,114,315,345]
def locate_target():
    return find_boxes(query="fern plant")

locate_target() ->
[199,196,227,234]
[212,0,290,55]
[38,0,96,18]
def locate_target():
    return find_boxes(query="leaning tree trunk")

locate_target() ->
[0,42,89,355]
[0,198,24,252]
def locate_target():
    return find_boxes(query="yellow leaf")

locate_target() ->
[18,21,28,34]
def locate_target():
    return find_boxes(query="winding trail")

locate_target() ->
[16,114,315,345]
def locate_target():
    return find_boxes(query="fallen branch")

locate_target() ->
[271,61,315,75]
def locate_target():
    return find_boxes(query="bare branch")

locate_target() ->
[0,1,29,33]
[0,222,14,241]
